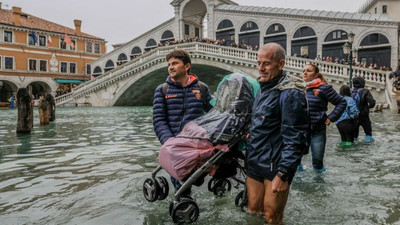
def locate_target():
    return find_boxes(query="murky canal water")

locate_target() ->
[0,107,399,225]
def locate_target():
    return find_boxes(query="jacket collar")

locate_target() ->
[167,74,198,87]
[306,78,326,88]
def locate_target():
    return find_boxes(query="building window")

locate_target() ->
[86,64,91,75]
[39,35,47,47]
[4,57,14,70]
[185,24,189,35]
[195,27,200,38]
[60,62,67,73]
[86,42,93,53]
[29,59,37,71]
[246,22,253,29]
[28,35,36,46]
[332,31,342,40]
[273,24,279,31]
[4,30,12,42]
[0,56,2,69]
[70,63,76,74]
[375,7,377,14]
[94,43,100,54]
[60,38,67,49]
[39,60,47,72]
[69,40,76,50]
[382,5,387,14]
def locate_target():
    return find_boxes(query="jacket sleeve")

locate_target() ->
[365,90,376,108]
[323,85,347,122]
[278,89,309,177]
[153,84,173,144]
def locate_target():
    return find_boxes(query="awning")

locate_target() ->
[55,79,83,84]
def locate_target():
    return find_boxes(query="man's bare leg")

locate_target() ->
[246,176,265,215]
[263,179,290,224]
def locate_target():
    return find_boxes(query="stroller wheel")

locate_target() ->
[156,176,169,200]
[207,178,216,192]
[213,179,231,197]
[235,190,248,211]
[171,199,199,224]
[143,178,159,202]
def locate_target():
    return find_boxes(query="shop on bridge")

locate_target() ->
[291,26,317,59]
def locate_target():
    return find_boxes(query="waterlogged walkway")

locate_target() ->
[0,107,399,224]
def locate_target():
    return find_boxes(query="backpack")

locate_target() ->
[351,88,363,110]
[347,97,359,119]
[162,81,208,108]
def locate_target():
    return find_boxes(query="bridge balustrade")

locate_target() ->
[55,42,390,107]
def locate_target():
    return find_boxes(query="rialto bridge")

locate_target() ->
[55,42,395,109]
[51,0,398,109]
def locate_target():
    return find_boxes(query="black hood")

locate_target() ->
[352,76,365,88]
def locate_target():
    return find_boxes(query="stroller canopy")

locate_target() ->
[178,73,259,144]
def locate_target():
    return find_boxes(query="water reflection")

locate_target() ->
[0,107,399,224]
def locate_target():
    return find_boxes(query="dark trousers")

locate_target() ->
[354,115,372,137]
[336,119,357,142]
[397,101,400,113]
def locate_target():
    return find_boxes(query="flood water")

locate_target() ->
[0,107,399,225]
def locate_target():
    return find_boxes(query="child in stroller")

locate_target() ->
[143,73,259,224]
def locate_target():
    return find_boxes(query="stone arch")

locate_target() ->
[264,23,287,51]
[215,19,235,46]
[358,33,391,68]
[238,20,260,49]
[144,38,157,52]
[179,0,208,38]
[27,81,52,99]
[93,66,102,77]
[291,25,317,59]
[321,30,348,61]
[117,53,128,66]
[131,46,142,59]
[104,60,115,72]
[0,80,18,102]
[161,30,175,45]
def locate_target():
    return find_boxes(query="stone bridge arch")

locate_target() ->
[109,58,249,106]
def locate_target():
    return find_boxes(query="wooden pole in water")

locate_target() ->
[16,88,33,133]
[38,96,49,125]
[46,94,56,121]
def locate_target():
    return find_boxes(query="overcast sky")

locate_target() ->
[2,0,366,52]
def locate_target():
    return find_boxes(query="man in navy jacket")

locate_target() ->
[153,49,213,191]
[246,43,309,223]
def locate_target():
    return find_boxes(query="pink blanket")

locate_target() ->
[158,122,229,180]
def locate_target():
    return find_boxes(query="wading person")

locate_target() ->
[301,64,346,172]
[246,43,309,223]
[152,49,213,195]
[335,85,359,147]
[352,76,376,143]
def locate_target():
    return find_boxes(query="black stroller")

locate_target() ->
[142,73,256,223]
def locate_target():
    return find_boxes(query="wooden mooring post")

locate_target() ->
[16,88,33,133]
[46,94,56,121]
[38,96,49,125]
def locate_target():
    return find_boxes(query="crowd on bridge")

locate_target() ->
[311,54,392,72]
[158,37,259,51]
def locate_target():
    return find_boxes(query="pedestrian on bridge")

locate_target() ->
[152,49,213,196]
[301,64,347,173]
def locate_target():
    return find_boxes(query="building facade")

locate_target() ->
[358,0,400,21]
[0,5,106,103]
